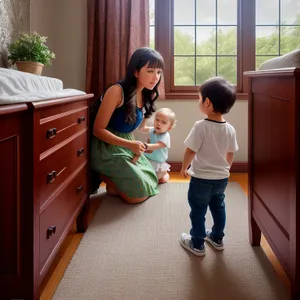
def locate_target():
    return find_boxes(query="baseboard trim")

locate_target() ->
[169,162,248,173]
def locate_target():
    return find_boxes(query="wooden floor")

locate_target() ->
[40,173,290,299]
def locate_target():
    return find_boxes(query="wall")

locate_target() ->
[52,0,87,90]
[29,0,55,77]
[29,0,86,87]
[0,0,30,67]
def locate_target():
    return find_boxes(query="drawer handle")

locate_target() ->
[47,170,57,183]
[77,185,84,194]
[46,128,57,139]
[47,225,56,239]
[77,148,84,156]
[78,116,86,124]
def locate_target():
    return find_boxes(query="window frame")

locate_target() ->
[154,0,255,100]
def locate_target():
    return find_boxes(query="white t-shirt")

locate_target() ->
[184,119,239,180]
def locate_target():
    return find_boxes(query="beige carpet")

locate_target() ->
[53,182,289,300]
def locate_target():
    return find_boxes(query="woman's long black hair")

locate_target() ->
[118,47,165,123]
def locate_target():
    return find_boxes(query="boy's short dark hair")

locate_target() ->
[199,77,236,114]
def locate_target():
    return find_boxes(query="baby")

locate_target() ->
[132,108,177,183]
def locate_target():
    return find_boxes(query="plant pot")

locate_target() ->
[16,61,44,75]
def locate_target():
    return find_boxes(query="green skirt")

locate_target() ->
[91,130,159,198]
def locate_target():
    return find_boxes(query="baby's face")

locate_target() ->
[154,113,172,134]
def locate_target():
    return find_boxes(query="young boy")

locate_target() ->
[180,77,238,256]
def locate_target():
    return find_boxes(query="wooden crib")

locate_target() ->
[244,67,300,300]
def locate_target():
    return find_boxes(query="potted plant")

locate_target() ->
[7,31,55,75]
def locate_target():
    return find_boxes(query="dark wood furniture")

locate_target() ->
[0,93,93,300]
[244,68,300,299]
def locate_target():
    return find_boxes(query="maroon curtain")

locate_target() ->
[86,0,149,99]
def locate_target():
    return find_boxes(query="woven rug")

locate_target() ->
[52,182,289,300]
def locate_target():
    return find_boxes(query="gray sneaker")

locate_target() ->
[180,233,205,256]
[205,231,224,251]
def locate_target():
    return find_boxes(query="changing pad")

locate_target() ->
[0,68,86,105]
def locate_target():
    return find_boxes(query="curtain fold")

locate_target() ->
[86,0,149,99]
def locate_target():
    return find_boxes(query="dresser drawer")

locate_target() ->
[39,165,87,271]
[38,130,87,209]
[38,105,88,154]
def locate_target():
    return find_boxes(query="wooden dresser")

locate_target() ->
[0,93,93,300]
[244,68,300,299]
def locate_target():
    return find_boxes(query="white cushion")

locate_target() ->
[259,49,300,70]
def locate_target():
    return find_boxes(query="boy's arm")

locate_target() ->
[226,152,235,167]
[137,118,152,133]
[181,148,196,177]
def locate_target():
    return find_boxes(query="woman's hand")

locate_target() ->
[128,141,147,155]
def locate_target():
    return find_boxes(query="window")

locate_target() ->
[150,0,300,99]
[149,0,155,49]
[173,0,237,86]
[255,0,300,69]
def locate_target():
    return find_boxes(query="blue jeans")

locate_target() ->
[188,177,228,248]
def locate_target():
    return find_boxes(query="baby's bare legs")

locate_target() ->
[156,170,170,184]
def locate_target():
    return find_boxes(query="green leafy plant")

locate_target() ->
[8,32,55,66]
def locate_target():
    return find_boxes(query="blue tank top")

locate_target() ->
[108,105,143,133]
[104,84,143,133]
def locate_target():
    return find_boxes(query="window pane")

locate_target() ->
[173,0,239,88]
[149,0,155,25]
[175,57,195,85]
[150,26,155,49]
[196,26,216,55]
[281,0,300,25]
[280,26,300,54]
[256,0,279,25]
[218,26,236,55]
[218,0,237,25]
[256,26,279,55]
[256,56,276,70]
[174,0,195,25]
[196,0,216,25]
[196,57,216,84]
[217,57,236,84]
[174,26,195,55]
